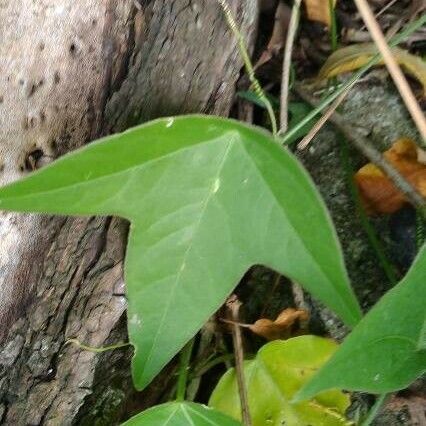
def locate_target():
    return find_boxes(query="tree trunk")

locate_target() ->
[0,1,258,424]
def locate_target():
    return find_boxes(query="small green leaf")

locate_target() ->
[0,115,361,390]
[121,402,241,425]
[209,336,352,426]
[296,246,426,401]
[237,90,280,109]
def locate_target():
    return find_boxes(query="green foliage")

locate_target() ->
[217,0,277,136]
[236,91,315,145]
[280,15,426,145]
[296,247,426,401]
[209,336,352,426]
[287,102,317,144]
[121,402,241,425]
[0,115,361,390]
[237,90,280,110]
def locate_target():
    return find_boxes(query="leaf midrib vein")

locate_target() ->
[141,137,234,375]
[184,404,219,425]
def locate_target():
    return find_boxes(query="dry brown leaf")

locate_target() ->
[318,43,426,95]
[254,2,291,69]
[247,308,309,341]
[355,138,426,214]
[303,0,337,27]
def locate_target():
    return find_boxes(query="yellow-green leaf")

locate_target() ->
[209,336,352,426]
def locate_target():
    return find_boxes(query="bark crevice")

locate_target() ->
[0,1,257,424]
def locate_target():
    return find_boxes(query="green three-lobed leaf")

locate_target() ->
[0,115,361,389]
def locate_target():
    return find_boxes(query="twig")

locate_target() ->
[279,0,302,134]
[291,281,308,312]
[281,14,426,145]
[226,295,252,426]
[360,0,399,32]
[294,84,426,215]
[221,318,252,328]
[297,86,351,150]
[354,0,426,141]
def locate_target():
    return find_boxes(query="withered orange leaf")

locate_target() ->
[246,308,309,341]
[319,44,426,95]
[355,138,426,215]
[254,2,291,69]
[304,0,337,27]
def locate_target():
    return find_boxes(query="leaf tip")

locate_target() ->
[130,346,152,391]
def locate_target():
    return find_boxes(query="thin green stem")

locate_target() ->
[329,0,338,51]
[218,0,278,137]
[192,353,235,378]
[176,338,195,402]
[281,14,426,145]
[65,339,130,353]
[361,394,389,426]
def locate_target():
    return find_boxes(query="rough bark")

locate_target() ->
[0,1,258,424]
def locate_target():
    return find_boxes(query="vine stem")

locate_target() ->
[227,295,252,426]
[328,0,338,51]
[217,0,278,137]
[176,338,195,402]
[297,86,350,150]
[361,394,389,426]
[65,339,130,353]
